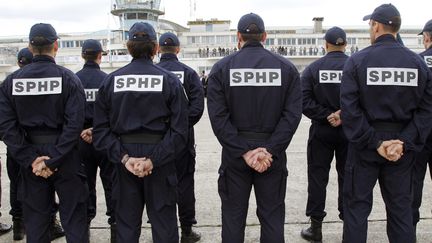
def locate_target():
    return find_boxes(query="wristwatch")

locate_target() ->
[121,154,130,165]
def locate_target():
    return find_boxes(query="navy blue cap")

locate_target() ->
[324,27,346,46]
[419,19,432,35]
[29,23,59,46]
[17,48,33,65]
[82,39,103,54]
[128,22,157,41]
[363,4,401,26]
[237,13,265,34]
[159,32,180,46]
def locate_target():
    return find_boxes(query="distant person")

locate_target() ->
[0,23,89,242]
[207,13,302,243]
[341,4,432,243]
[200,70,208,97]
[6,47,65,241]
[157,32,204,243]
[75,39,116,242]
[300,27,348,242]
[412,18,432,238]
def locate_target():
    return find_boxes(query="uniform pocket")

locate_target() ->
[218,167,229,201]
[343,162,354,202]
[165,174,178,206]
[278,170,288,200]
[153,173,178,211]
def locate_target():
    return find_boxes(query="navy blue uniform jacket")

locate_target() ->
[76,61,107,127]
[207,41,302,159]
[302,51,348,122]
[157,53,204,127]
[341,34,432,152]
[0,55,85,169]
[419,46,432,70]
[92,57,188,166]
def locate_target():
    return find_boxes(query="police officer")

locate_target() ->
[157,32,204,243]
[6,47,33,240]
[6,47,65,241]
[340,4,432,243]
[0,23,89,242]
[75,39,116,241]
[93,22,188,243]
[412,18,432,236]
[207,13,302,243]
[300,26,348,242]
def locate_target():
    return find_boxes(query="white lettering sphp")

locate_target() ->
[12,77,62,96]
[230,69,282,87]
[319,70,343,83]
[114,75,163,92]
[424,56,432,68]
[366,68,418,87]
[172,71,184,84]
[84,89,98,102]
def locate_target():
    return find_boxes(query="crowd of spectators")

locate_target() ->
[197,45,360,58]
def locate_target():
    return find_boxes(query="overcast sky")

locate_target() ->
[0,0,429,37]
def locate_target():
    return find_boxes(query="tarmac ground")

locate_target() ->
[0,105,431,242]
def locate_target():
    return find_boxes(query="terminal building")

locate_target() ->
[0,0,425,80]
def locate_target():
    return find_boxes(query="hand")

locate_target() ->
[242,148,273,173]
[124,157,146,176]
[377,140,404,162]
[132,159,154,177]
[327,110,342,127]
[80,128,93,144]
[385,142,404,161]
[32,156,55,178]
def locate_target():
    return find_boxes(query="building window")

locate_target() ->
[231,35,237,43]
[187,36,196,44]
[126,13,136,20]
[347,37,357,45]
[216,35,229,44]
[206,24,213,32]
[265,38,274,46]
[137,13,148,19]
[202,36,215,44]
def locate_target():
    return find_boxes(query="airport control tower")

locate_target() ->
[111,0,165,31]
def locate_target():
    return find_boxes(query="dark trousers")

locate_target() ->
[113,144,178,243]
[306,124,347,221]
[412,139,432,225]
[19,151,89,243]
[343,145,415,243]
[175,149,197,227]
[78,140,115,224]
[7,149,58,220]
[218,149,287,243]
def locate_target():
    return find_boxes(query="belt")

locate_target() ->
[238,131,271,140]
[27,131,60,145]
[120,133,164,144]
[371,122,405,132]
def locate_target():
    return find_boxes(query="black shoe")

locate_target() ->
[50,218,65,241]
[110,223,116,243]
[0,222,12,236]
[181,226,201,243]
[300,218,322,242]
[12,218,25,240]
